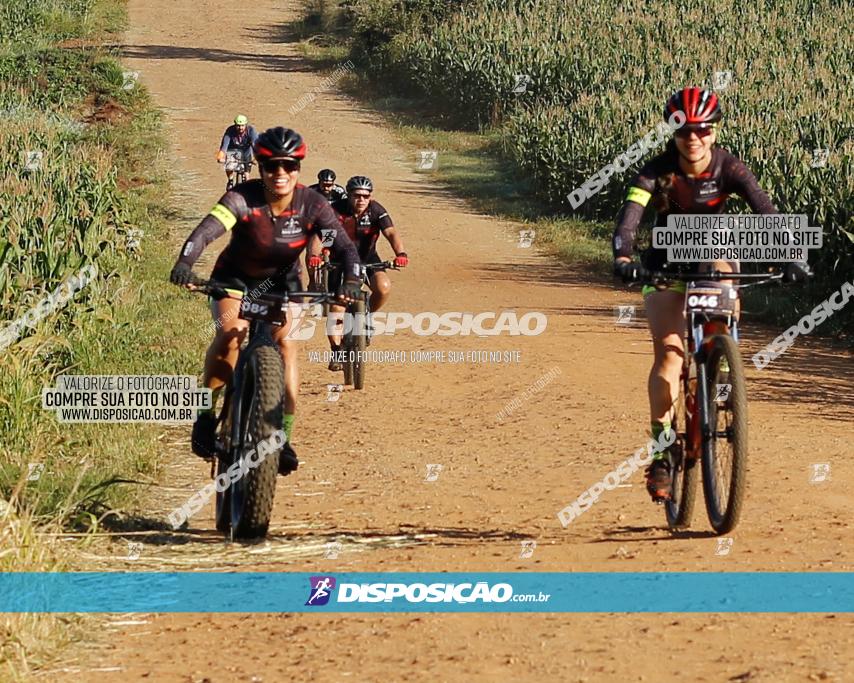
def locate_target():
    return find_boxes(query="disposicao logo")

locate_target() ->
[305,576,336,606]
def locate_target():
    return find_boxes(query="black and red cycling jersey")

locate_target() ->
[331,197,394,262]
[308,182,347,204]
[612,145,776,269]
[176,180,360,284]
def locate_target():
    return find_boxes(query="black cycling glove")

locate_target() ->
[170,262,193,286]
[614,260,647,284]
[338,279,362,301]
[783,261,812,283]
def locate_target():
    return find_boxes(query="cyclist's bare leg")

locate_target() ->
[327,303,345,348]
[272,305,301,416]
[204,295,248,394]
[644,290,686,425]
[369,271,391,311]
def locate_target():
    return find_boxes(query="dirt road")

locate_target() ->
[47,0,854,680]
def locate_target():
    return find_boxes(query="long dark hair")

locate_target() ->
[652,139,679,213]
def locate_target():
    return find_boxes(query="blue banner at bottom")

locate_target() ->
[1,573,852,613]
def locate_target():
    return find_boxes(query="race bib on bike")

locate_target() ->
[686,281,738,316]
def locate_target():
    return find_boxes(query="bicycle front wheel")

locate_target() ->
[665,359,700,529]
[215,394,233,533]
[701,334,748,534]
[230,344,284,539]
[351,298,367,390]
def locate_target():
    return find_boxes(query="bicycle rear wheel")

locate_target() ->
[665,359,699,529]
[342,322,354,386]
[701,334,748,534]
[230,344,284,539]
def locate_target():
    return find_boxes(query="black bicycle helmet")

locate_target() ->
[253,127,307,160]
[318,169,336,182]
[346,175,373,193]
[664,87,722,128]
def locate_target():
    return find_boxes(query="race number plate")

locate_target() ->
[238,296,287,325]
[686,281,738,316]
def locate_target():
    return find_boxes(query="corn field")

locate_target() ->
[1,0,149,516]
[343,0,854,307]
[0,0,126,322]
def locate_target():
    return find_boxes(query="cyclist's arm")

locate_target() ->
[175,195,240,267]
[305,233,323,269]
[219,129,232,153]
[723,154,777,214]
[613,172,657,263]
[370,201,403,255]
[247,126,259,146]
[381,226,404,256]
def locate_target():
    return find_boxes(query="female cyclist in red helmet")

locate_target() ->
[170,127,362,473]
[612,87,810,502]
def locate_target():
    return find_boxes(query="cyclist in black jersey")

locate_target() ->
[309,175,408,370]
[308,169,347,204]
[171,127,361,473]
[612,88,811,501]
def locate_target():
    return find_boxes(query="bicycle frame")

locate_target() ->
[652,270,780,461]
[311,258,397,336]
[224,151,251,185]
[188,279,336,460]
[683,312,737,461]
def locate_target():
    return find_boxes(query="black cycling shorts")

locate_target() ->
[209,265,301,298]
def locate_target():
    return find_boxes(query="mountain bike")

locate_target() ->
[639,269,784,534]
[185,275,336,539]
[311,259,398,390]
[224,151,251,191]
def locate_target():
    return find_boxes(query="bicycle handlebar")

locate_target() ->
[642,270,784,283]
[363,260,399,272]
[311,260,400,273]
[183,275,341,304]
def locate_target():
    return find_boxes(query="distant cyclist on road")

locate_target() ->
[216,114,258,191]
[171,127,362,474]
[611,87,810,502]
[308,169,347,204]
[310,175,408,371]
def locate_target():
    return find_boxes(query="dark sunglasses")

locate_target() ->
[261,158,300,173]
[674,126,715,139]
[351,193,371,199]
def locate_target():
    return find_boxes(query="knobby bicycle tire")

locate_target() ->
[701,334,748,534]
[230,344,285,539]
[666,358,700,529]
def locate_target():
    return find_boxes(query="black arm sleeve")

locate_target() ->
[176,193,242,267]
[612,164,658,259]
[176,217,226,268]
[723,155,777,213]
[613,201,646,259]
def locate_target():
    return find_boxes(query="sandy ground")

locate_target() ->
[41,0,854,681]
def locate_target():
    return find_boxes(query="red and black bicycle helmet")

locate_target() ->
[664,87,722,128]
[253,126,307,160]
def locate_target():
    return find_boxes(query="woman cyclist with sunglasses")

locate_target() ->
[612,87,811,502]
[170,127,362,473]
